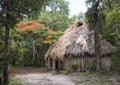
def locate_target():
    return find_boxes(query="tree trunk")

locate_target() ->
[3,0,11,85]
[93,0,101,71]
[0,75,3,85]
[3,21,10,85]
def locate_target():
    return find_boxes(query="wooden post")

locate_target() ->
[53,60,56,72]
[47,58,50,70]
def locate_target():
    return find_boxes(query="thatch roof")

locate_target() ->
[45,21,116,60]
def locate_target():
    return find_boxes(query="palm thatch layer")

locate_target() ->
[45,21,116,61]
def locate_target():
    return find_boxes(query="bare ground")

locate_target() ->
[10,67,120,85]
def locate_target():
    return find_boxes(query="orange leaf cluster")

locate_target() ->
[47,29,53,34]
[45,38,52,42]
[45,29,62,43]
[17,21,28,26]
[17,20,45,31]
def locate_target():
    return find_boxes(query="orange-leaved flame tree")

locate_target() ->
[16,20,45,31]
[16,20,64,44]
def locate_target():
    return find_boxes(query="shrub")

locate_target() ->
[87,60,96,72]
[111,54,120,72]
[66,67,72,73]
[72,63,78,72]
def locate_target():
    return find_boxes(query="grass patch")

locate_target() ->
[74,80,84,85]
[9,76,22,85]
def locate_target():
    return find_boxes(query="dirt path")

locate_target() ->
[11,67,120,85]
[15,73,75,85]
[11,67,75,85]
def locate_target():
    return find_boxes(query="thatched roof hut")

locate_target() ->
[45,21,116,71]
[45,21,115,61]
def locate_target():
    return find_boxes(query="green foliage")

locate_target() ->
[38,0,71,31]
[102,2,120,73]
[38,11,69,31]
[10,27,48,67]
[47,0,69,15]
[0,0,50,27]
[70,12,85,22]
[104,4,120,45]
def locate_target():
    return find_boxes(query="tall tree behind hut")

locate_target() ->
[86,0,102,71]
[86,0,120,71]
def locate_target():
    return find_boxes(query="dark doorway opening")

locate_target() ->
[55,60,59,71]
[50,58,52,67]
